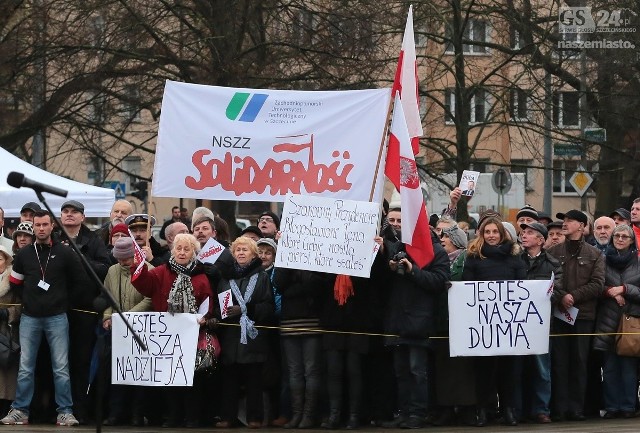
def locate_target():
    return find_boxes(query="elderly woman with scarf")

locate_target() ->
[211,236,275,429]
[132,233,213,428]
[593,224,640,419]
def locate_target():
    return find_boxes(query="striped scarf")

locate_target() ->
[167,257,197,314]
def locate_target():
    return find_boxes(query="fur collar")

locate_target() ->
[0,267,10,298]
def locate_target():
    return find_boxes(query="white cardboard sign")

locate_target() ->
[112,312,199,386]
[197,237,225,264]
[275,194,379,277]
[448,279,552,356]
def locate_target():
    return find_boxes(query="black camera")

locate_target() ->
[392,251,408,275]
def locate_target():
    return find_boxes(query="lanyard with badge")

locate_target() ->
[33,244,51,291]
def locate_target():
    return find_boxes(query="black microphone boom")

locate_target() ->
[7,171,68,198]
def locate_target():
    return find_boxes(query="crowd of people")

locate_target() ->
[0,190,638,429]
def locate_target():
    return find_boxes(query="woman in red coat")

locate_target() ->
[132,233,213,428]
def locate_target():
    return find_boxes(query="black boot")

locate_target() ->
[345,413,359,430]
[284,387,304,429]
[321,408,341,430]
[474,408,487,427]
[298,387,318,429]
[502,407,517,426]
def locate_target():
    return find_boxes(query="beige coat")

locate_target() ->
[0,266,21,400]
[103,263,152,321]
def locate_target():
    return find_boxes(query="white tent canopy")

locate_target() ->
[0,148,115,217]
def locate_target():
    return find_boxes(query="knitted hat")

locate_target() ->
[442,226,467,249]
[110,223,130,238]
[258,211,280,230]
[478,209,502,226]
[112,237,135,259]
[516,204,538,221]
[502,222,518,242]
[12,221,34,239]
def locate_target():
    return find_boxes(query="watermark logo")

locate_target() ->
[226,93,269,122]
[559,7,636,33]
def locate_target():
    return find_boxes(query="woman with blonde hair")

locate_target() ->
[212,237,275,429]
[462,217,526,427]
[132,233,213,428]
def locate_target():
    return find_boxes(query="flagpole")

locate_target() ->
[368,89,396,203]
[145,184,153,248]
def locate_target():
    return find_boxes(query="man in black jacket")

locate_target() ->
[383,229,450,429]
[520,222,563,424]
[60,200,111,424]
[2,210,87,426]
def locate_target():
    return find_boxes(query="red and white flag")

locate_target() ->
[128,230,147,281]
[385,94,434,268]
[392,5,423,156]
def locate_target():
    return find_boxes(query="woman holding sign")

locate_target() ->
[462,217,526,427]
[132,233,213,428]
[213,236,275,429]
[593,224,640,419]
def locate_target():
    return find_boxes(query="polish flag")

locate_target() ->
[385,94,434,268]
[128,230,147,281]
[392,5,423,155]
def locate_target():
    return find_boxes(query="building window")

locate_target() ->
[292,9,316,46]
[123,85,141,122]
[419,95,428,118]
[444,87,490,124]
[445,19,490,54]
[90,15,105,47]
[509,88,529,120]
[555,24,585,59]
[553,160,595,194]
[510,27,525,50]
[511,160,534,191]
[470,160,491,173]
[123,156,141,191]
[90,92,107,124]
[553,91,580,128]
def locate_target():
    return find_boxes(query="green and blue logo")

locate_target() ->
[226,92,268,122]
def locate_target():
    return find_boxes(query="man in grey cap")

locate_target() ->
[59,200,111,424]
[519,222,562,424]
[547,210,604,421]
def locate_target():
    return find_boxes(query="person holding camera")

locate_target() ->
[382,221,450,429]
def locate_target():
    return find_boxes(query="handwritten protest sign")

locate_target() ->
[112,312,199,386]
[275,194,379,278]
[448,279,552,356]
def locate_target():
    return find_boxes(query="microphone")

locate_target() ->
[7,171,68,198]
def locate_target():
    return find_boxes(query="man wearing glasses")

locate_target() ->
[257,211,280,239]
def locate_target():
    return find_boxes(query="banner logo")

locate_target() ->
[226,93,269,122]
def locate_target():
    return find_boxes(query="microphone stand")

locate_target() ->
[34,191,147,433]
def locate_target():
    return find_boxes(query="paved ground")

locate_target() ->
[1,418,640,432]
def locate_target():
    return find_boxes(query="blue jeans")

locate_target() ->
[602,351,638,412]
[530,353,551,416]
[393,345,428,418]
[12,313,73,414]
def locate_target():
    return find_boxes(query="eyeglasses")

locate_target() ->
[259,217,274,223]
[613,234,632,240]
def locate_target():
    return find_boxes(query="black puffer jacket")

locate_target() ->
[383,232,450,346]
[463,242,526,282]
[215,257,275,364]
[593,249,640,351]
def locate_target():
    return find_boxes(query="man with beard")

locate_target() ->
[591,216,615,254]
[125,214,165,266]
[59,200,110,424]
[95,200,133,247]
[3,210,86,426]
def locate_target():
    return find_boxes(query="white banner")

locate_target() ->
[275,194,379,277]
[112,312,199,386]
[448,279,552,356]
[153,81,390,201]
